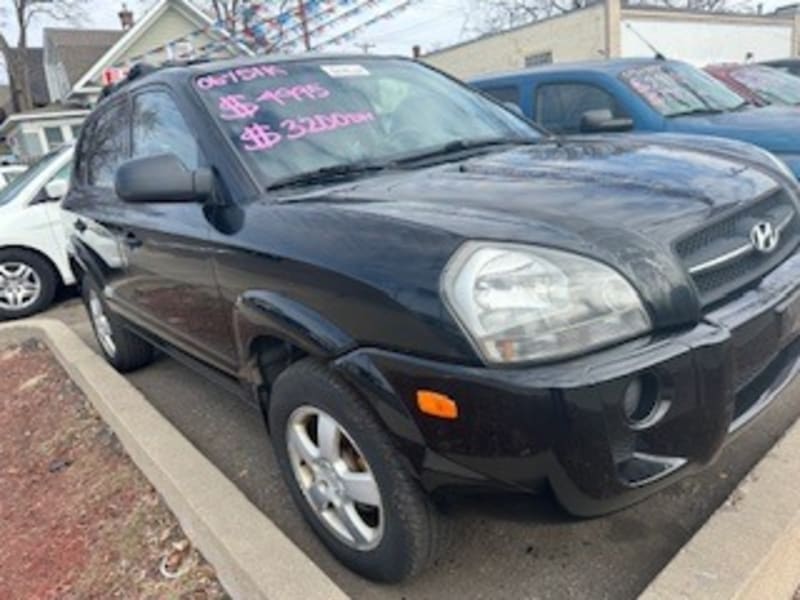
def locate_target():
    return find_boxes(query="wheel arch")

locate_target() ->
[234,290,357,413]
[0,244,67,288]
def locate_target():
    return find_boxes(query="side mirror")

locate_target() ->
[503,101,524,117]
[44,179,69,201]
[579,109,634,133]
[115,154,213,204]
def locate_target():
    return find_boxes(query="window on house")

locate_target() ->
[86,101,130,187]
[70,124,82,140]
[535,83,628,134]
[132,90,202,169]
[481,86,520,106]
[18,131,44,159]
[44,126,65,150]
[525,52,553,68]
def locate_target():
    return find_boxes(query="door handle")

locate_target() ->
[74,218,87,233]
[123,232,143,249]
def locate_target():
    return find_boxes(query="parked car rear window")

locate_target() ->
[621,63,747,116]
[728,65,800,106]
[194,58,538,182]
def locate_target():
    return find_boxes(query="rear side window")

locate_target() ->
[85,101,129,187]
[481,86,520,106]
[535,83,627,134]
[132,90,203,169]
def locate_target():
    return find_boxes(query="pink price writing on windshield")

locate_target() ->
[240,111,376,152]
[196,64,289,91]
[257,83,331,106]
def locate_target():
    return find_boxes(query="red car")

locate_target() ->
[706,63,800,107]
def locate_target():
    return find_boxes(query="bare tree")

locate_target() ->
[626,0,754,11]
[204,0,294,51]
[207,0,241,33]
[464,0,587,35]
[466,0,754,35]
[0,0,89,112]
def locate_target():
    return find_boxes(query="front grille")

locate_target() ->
[675,190,800,306]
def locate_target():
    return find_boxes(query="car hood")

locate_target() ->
[666,105,800,154]
[324,138,779,245]
[273,137,786,330]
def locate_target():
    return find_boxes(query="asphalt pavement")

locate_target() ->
[46,293,800,600]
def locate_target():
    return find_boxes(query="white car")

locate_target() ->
[0,146,75,319]
[0,165,27,189]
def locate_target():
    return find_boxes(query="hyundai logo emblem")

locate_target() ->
[750,221,780,254]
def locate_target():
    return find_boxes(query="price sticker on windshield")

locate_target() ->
[320,64,370,78]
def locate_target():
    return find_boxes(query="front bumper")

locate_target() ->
[333,253,800,517]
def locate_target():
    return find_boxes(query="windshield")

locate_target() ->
[728,65,800,105]
[194,58,539,183]
[621,63,747,117]
[0,150,62,208]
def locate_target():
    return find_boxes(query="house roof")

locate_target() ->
[72,0,252,95]
[44,28,124,89]
[6,47,49,107]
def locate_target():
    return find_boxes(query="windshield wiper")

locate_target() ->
[267,161,389,191]
[669,107,726,117]
[392,138,535,165]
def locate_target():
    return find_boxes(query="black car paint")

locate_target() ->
[65,56,800,516]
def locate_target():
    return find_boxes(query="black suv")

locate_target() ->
[64,55,800,582]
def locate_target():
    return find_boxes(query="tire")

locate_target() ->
[269,358,447,582]
[0,248,58,320]
[82,276,154,372]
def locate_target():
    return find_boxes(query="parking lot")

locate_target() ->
[45,293,800,599]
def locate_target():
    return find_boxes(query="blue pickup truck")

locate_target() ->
[470,58,800,178]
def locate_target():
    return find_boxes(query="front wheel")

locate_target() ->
[269,358,447,582]
[0,249,57,320]
[82,276,154,372]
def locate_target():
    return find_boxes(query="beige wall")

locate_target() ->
[424,4,607,79]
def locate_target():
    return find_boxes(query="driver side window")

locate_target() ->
[535,83,627,134]
[131,90,203,169]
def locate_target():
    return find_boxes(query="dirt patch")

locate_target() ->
[0,339,229,599]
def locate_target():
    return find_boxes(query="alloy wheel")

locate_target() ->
[286,406,384,551]
[0,261,41,311]
[89,290,117,357]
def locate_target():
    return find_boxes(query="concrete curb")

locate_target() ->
[1,318,348,600]
[641,414,800,600]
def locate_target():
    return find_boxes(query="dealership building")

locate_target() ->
[424,1,800,79]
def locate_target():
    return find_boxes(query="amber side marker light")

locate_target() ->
[416,390,459,420]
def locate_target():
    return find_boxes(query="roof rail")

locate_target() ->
[99,62,159,99]
[98,57,213,101]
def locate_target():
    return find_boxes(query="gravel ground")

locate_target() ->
[0,338,228,599]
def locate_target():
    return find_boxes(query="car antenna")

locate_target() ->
[624,23,667,60]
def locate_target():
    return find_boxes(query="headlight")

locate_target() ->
[441,242,652,364]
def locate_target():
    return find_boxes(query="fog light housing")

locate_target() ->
[622,374,666,430]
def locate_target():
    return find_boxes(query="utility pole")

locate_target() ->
[297,0,311,51]
[355,42,375,54]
